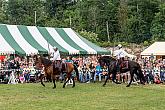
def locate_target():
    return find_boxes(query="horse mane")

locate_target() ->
[40,57,52,66]
[101,56,116,62]
[98,56,116,66]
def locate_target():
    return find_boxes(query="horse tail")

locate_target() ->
[73,64,79,82]
[137,64,146,83]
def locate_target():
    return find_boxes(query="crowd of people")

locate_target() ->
[0,45,165,85]
[137,57,165,84]
[0,57,40,84]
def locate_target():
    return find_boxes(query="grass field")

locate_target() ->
[0,82,165,110]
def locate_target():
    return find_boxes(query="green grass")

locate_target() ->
[0,82,165,110]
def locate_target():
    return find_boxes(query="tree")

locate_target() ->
[1,0,165,45]
[117,0,129,42]
[78,0,119,41]
[0,0,7,23]
[151,3,165,41]
[6,0,47,26]
[126,0,160,43]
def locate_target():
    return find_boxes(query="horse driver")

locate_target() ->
[52,46,62,71]
[114,44,127,72]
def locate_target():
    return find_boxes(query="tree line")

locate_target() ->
[0,0,165,46]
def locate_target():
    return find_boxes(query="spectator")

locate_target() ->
[89,63,95,81]
[19,74,25,83]
[154,73,161,84]
[94,62,102,82]
[102,65,108,81]
[160,65,165,82]
[65,56,73,64]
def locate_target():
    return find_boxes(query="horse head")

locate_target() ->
[33,55,43,69]
[99,56,115,67]
[98,58,106,67]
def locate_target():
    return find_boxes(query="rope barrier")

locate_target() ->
[0,69,43,72]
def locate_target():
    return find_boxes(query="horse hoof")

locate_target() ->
[63,86,65,88]
[117,82,121,84]
[53,87,56,89]
[143,82,146,85]
[126,85,130,87]
[72,86,75,88]
[103,84,106,87]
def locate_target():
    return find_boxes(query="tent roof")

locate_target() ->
[0,24,110,55]
[141,42,165,56]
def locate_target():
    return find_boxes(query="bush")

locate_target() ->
[143,41,149,46]
[78,30,99,43]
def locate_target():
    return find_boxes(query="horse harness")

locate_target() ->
[117,58,129,70]
[53,60,68,73]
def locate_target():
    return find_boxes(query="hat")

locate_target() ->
[118,44,122,48]
[53,46,57,49]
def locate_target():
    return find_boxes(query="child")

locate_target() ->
[154,73,161,84]
[19,74,25,83]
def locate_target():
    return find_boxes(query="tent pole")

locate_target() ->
[106,21,110,42]
[35,11,37,26]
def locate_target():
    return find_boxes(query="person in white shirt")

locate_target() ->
[51,46,61,69]
[52,47,61,61]
[114,44,127,60]
[114,44,128,73]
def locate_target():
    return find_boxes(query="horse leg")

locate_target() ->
[103,74,109,87]
[126,70,134,87]
[139,73,145,85]
[72,76,75,88]
[52,79,56,89]
[112,72,121,84]
[138,69,146,85]
[51,74,56,89]
[40,74,45,87]
[112,72,116,83]
[63,77,70,88]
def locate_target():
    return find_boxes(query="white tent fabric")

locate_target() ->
[64,28,97,54]
[46,27,79,54]
[27,26,54,53]
[7,25,38,55]
[141,42,165,56]
[0,33,15,54]
[0,24,110,55]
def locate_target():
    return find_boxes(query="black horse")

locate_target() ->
[98,56,145,87]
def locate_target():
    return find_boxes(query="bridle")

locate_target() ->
[99,59,106,67]
[35,58,43,69]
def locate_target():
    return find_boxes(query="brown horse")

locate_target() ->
[34,55,79,89]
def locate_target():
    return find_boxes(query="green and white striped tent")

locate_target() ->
[0,24,110,56]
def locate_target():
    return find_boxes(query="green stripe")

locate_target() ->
[37,27,69,54]
[55,28,87,54]
[0,25,26,55]
[75,32,110,55]
[17,25,48,54]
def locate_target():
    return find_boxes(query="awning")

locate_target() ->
[141,42,165,56]
[0,24,110,55]
[0,33,15,54]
